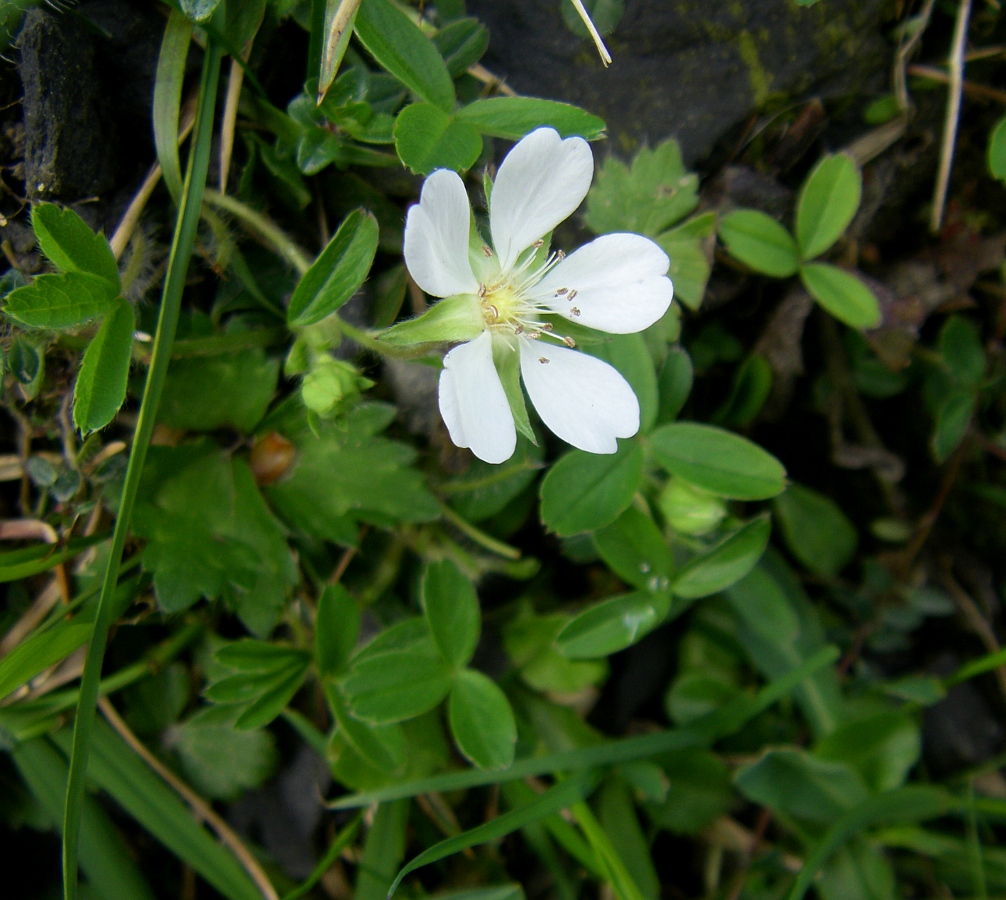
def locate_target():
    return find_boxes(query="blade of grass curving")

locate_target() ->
[61,41,222,900]
[282,813,362,900]
[786,785,956,900]
[571,800,646,900]
[388,771,601,898]
[330,646,839,809]
[153,9,193,205]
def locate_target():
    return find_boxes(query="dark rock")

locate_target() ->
[468,0,888,166]
[17,1,164,224]
[18,8,119,203]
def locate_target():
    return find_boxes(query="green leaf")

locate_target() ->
[585,140,698,237]
[735,747,870,827]
[815,711,920,793]
[262,400,440,535]
[448,669,517,770]
[422,559,481,670]
[179,0,221,20]
[719,210,800,277]
[73,300,135,434]
[712,353,772,428]
[4,272,118,329]
[649,422,787,500]
[388,772,599,897]
[504,609,608,694]
[795,154,862,260]
[0,533,107,583]
[432,17,490,78]
[329,686,406,773]
[132,445,297,636]
[288,209,379,326]
[52,721,264,900]
[656,348,693,424]
[940,315,985,387]
[587,333,659,435]
[158,347,280,432]
[774,483,857,577]
[31,203,119,287]
[393,103,482,174]
[800,263,881,329]
[354,0,455,112]
[988,115,1006,181]
[655,229,710,311]
[455,97,606,141]
[672,514,772,599]
[171,706,278,801]
[206,644,311,731]
[0,622,92,702]
[556,591,672,659]
[597,777,660,900]
[442,437,544,523]
[540,442,644,536]
[931,390,976,462]
[152,10,193,203]
[593,506,674,591]
[316,583,360,677]
[318,0,361,102]
[646,749,732,834]
[343,641,453,724]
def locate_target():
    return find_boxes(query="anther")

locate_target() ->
[478,283,487,297]
[482,245,493,257]
[514,325,524,334]
[529,331,541,339]
[539,357,549,364]
[563,336,576,348]
[557,250,566,260]
[568,289,578,300]
[541,323,553,332]
[570,306,581,317]
[533,239,544,248]
[556,287,568,295]
[487,304,499,319]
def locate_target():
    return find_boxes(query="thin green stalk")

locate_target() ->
[61,42,222,900]
[571,801,645,900]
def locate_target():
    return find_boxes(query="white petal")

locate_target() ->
[536,233,674,334]
[490,128,593,273]
[439,331,516,464]
[519,340,639,454]
[404,169,479,298]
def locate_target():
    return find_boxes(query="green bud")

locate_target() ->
[301,358,372,416]
[379,293,484,347]
[284,336,310,377]
[658,477,727,536]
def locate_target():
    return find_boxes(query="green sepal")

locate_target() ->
[482,167,493,210]
[379,294,484,347]
[468,214,498,285]
[493,337,536,444]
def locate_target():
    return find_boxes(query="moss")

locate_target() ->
[736,30,773,108]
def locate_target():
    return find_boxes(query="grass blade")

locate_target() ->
[61,40,222,900]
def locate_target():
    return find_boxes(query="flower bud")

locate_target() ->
[658,477,727,536]
[301,358,372,417]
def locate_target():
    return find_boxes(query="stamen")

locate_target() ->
[563,336,576,348]
[568,289,578,300]
[529,331,541,339]
[487,305,498,319]
[514,325,524,334]
[541,323,553,332]
[557,250,565,260]
[482,245,493,257]
[478,283,487,297]
[556,287,568,295]
[539,357,549,364]
[533,239,544,248]
[570,306,581,317]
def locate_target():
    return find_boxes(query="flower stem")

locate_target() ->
[60,40,222,900]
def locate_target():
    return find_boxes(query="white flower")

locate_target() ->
[403,127,674,464]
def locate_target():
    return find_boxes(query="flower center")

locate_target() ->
[476,244,576,347]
